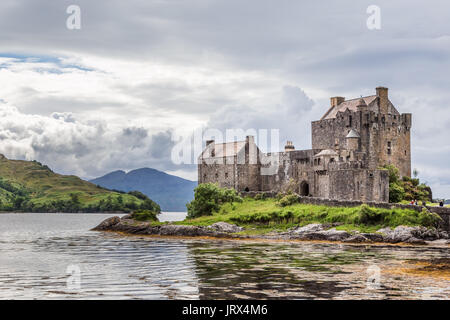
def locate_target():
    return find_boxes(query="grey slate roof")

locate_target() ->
[321,95,378,120]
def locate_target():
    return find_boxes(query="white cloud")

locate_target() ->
[0,102,196,179]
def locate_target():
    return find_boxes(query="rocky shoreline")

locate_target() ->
[93,216,450,246]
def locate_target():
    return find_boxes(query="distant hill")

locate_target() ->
[0,154,159,213]
[90,168,197,212]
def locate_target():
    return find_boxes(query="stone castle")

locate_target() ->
[198,87,412,202]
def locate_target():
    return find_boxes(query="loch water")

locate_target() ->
[0,213,449,299]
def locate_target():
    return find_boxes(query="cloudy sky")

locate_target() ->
[0,0,449,197]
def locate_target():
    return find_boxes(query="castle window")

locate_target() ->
[203,174,207,180]
[347,115,352,127]
[387,141,392,155]
[211,150,215,157]
[225,172,228,178]
[215,173,218,179]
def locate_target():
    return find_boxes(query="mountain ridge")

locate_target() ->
[90,168,197,212]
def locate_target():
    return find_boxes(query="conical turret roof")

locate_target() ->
[346,129,360,138]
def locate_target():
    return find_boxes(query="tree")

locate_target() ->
[70,193,80,205]
[381,165,431,202]
[186,183,242,219]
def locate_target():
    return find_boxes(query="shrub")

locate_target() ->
[278,194,299,207]
[356,204,441,228]
[389,183,405,203]
[132,209,159,222]
[358,204,382,225]
[186,183,242,219]
[254,193,267,200]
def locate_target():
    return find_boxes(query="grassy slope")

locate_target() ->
[174,198,441,235]
[0,156,145,209]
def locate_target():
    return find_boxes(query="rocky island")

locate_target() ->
[93,184,450,246]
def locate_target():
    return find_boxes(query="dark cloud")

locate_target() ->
[0,1,448,194]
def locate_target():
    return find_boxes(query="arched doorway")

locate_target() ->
[300,181,309,196]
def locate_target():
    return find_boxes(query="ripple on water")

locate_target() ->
[0,213,449,299]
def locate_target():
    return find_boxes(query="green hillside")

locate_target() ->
[0,155,160,213]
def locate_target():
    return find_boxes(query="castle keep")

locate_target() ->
[198,87,412,202]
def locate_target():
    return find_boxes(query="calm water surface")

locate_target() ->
[0,213,449,299]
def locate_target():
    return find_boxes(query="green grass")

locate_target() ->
[174,197,442,235]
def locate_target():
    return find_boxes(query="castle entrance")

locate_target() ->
[300,181,309,196]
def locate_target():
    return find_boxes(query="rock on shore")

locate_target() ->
[92,216,243,238]
[92,216,450,245]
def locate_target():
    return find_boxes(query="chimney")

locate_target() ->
[206,140,215,157]
[284,141,295,152]
[376,86,389,114]
[245,135,255,144]
[330,96,345,107]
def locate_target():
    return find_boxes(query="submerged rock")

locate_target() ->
[405,237,426,245]
[361,233,384,242]
[159,224,213,237]
[292,224,324,234]
[291,224,351,241]
[377,225,447,243]
[208,222,244,233]
[427,239,450,246]
[316,228,351,241]
[344,234,371,243]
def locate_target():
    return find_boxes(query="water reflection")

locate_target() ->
[186,241,450,299]
[0,213,448,299]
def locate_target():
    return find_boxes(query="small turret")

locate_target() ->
[346,129,360,151]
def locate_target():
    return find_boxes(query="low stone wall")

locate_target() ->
[240,191,278,199]
[240,191,450,231]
